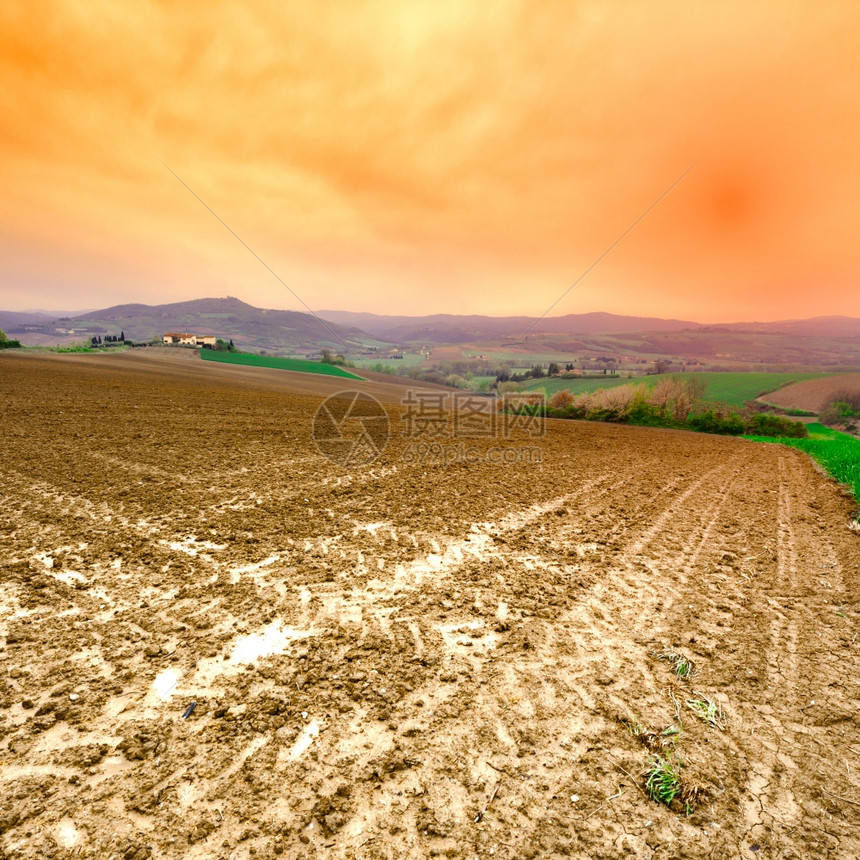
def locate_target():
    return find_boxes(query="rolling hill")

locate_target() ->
[4,297,381,354]
[316,309,700,342]
[0,310,78,329]
[3,298,860,368]
[707,316,860,337]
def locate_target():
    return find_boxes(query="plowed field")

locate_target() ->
[761,373,860,413]
[2,352,859,860]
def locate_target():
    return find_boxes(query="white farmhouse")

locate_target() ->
[162,333,218,347]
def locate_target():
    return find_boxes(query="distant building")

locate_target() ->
[162,332,217,347]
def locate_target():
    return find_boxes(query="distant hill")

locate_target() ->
[5,297,377,354]
[0,310,65,329]
[313,310,860,368]
[3,298,859,367]
[318,310,860,342]
[316,310,700,343]
[703,316,860,338]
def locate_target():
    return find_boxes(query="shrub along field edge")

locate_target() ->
[536,378,809,439]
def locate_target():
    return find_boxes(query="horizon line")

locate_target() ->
[1,296,857,328]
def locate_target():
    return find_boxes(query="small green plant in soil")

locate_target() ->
[657,650,694,679]
[686,694,725,729]
[645,753,682,806]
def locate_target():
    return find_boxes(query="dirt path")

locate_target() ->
[1,353,859,859]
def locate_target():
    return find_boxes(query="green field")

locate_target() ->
[523,376,637,395]
[349,352,426,369]
[747,423,860,518]
[525,371,829,406]
[683,372,827,406]
[200,350,364,379]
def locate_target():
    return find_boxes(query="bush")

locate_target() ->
[627,393,670,427]
[718,413,746,435]
[831,389,860,413]
[586,407,623,423]
[687,409,745,435]
[687,409,722,434]
[745,413,808,438]
[0,328,21,349]
[549,389,575,409]
[320,349,346,366]
[821,403,846,425]
[583,384,638,421]
[368,362,397,374]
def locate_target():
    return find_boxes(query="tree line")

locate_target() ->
[90,332,126,345]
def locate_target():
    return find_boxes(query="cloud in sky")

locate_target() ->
[1,0,859,321]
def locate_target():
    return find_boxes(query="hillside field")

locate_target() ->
[759,373,860,413]
[1,351,859,860]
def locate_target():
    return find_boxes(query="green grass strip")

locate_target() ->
[200,349,364,379]
[746,423,860,519]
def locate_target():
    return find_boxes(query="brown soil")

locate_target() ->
[2,351,860,860]
[18,347,450,405]
[761,373,860,413]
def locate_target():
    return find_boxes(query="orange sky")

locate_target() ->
[2,1,859,321]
